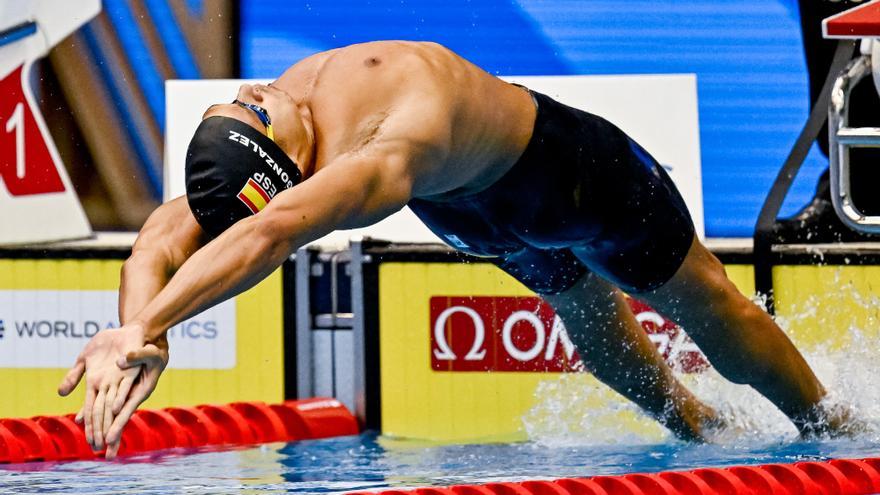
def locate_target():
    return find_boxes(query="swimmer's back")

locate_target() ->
[273,41,537,198]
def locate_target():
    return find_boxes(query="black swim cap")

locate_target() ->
[184,116,302,238]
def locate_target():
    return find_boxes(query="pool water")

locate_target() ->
[1,432,880,494]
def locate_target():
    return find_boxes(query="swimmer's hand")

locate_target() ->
[105,332,168,458]
[57,324,168,459]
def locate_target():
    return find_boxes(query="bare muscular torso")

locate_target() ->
[272,41,537,200]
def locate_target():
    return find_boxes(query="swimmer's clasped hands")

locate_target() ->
[57,323,169,459]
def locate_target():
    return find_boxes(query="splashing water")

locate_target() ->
[523,278,880,449]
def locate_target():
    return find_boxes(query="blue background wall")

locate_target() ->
[239,0,827,238]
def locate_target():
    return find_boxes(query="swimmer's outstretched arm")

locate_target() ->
[59,144,417,458]
[118,196,208,324]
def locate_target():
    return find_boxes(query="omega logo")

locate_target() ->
[432,305,575,363]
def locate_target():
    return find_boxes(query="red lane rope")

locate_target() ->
[0,397,359,463]
[5,399,878,495]
[349,458,880,495]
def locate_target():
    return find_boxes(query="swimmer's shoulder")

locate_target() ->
[275,49,338,91]
[280,41,465,95]
[282,41,460,75]
[320,41,462,74]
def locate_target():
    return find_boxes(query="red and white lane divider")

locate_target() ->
[350,457,880,495]
[0,398,359,463]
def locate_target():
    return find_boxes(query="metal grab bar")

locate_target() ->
[829,53,880,233]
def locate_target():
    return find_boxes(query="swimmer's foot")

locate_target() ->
[699,412,765,445]
[660,399,719,443]
[797,403,868,440]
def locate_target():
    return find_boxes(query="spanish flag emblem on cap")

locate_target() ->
[237,178,271,214]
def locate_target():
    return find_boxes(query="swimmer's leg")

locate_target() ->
[543,271,718,441]
[638,236,847,437]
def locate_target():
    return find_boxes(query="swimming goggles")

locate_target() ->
[233,99,274,141]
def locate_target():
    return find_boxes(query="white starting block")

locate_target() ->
[823,0,880,233]
[0,1,99,245]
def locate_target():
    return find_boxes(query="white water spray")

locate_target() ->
[523,276,880,448]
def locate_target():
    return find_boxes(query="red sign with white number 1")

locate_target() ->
[0,65,65,196]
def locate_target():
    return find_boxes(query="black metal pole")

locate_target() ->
[753,40,855,314]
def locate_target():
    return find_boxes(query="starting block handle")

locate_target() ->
[829,55,880,233]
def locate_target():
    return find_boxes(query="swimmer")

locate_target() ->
[57,41,853,458]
